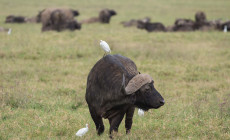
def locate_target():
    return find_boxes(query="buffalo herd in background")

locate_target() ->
[1,7,230,33]
[2,8,116,32]
[122,11,230,32]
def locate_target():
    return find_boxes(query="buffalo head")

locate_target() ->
[122,74,165,110]
[195,11,206,23]
[71,9,80,16]
[99,9,117,23]
[109,10,117,16]
[137,20,147,29]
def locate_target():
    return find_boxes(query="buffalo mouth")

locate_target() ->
[138,104,163,110]
[136,104,152,111]
[141,108,149,111]
[153,105,163,109]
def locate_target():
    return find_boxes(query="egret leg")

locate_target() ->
[103,52,109,57]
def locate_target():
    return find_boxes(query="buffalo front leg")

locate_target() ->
[108,113,125,139]
[125,106,135,134]
[89,107,104,135]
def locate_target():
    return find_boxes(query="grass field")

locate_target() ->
[0,0,230,139]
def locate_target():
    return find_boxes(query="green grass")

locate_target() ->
[0,0,230,139]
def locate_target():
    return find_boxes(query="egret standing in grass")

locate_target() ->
[7,28,11,35]
[76,124,89,137]
[224,25,228,33]
[100,40,111,56]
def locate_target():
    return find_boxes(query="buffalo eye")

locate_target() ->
[140,84,150,93]
[145,85,151,93]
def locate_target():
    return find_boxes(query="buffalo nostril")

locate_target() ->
[160,100,165,105]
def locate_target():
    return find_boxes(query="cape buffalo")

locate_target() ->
[220,21,230,31]
[195,11,207,23]
[137,20,166,32]
[99,9,117,23]
[40,8,80,32]
[173,18,195,31]
[80,9,117,24]
[194,11,217,30]
[85,54,165,138]
[5,15,26,23]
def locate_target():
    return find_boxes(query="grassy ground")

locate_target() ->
[0,0,230,139]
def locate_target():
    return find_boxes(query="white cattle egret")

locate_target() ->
[76,124,89,137]
[7,28,12,35]
[138,109,144,117]
[100,40,111,56]
[224,25,228,33]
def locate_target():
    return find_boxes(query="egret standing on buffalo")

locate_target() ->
[100,40,111,56]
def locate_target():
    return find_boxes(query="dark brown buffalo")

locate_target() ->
[137,20,166,32]
[193,11,216,30]
[99,9,117,23]
[173,19,195,31]
[5,15,26,23]
[195,11,207,23]
[40,8,80,32]
[220,21,230,31]
[86,54,165,138]
[80,9,117,24]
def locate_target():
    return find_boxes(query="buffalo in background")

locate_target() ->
[121,17,166,32]
[5,10,44,24]
[193,11,218,31]
[171,19,195,31]
[5,15,26,23]
[121,11,229,32]
[40,8,81,32]
[169,11,226,32]
[121,17,151,27]
[80,9,117,24]
[137,21,166,32]
[3,9,229,33]
[219,21,230,31]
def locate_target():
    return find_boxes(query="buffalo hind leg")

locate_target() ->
[125,106,135,134]
[89,107,104,135]
[109,113,125,139]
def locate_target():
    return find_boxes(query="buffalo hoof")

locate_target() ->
[97,125,104,135]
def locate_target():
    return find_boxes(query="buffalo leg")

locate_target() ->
[89,107,104,135]
[125,106,135,134]
[108,113,125,138]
